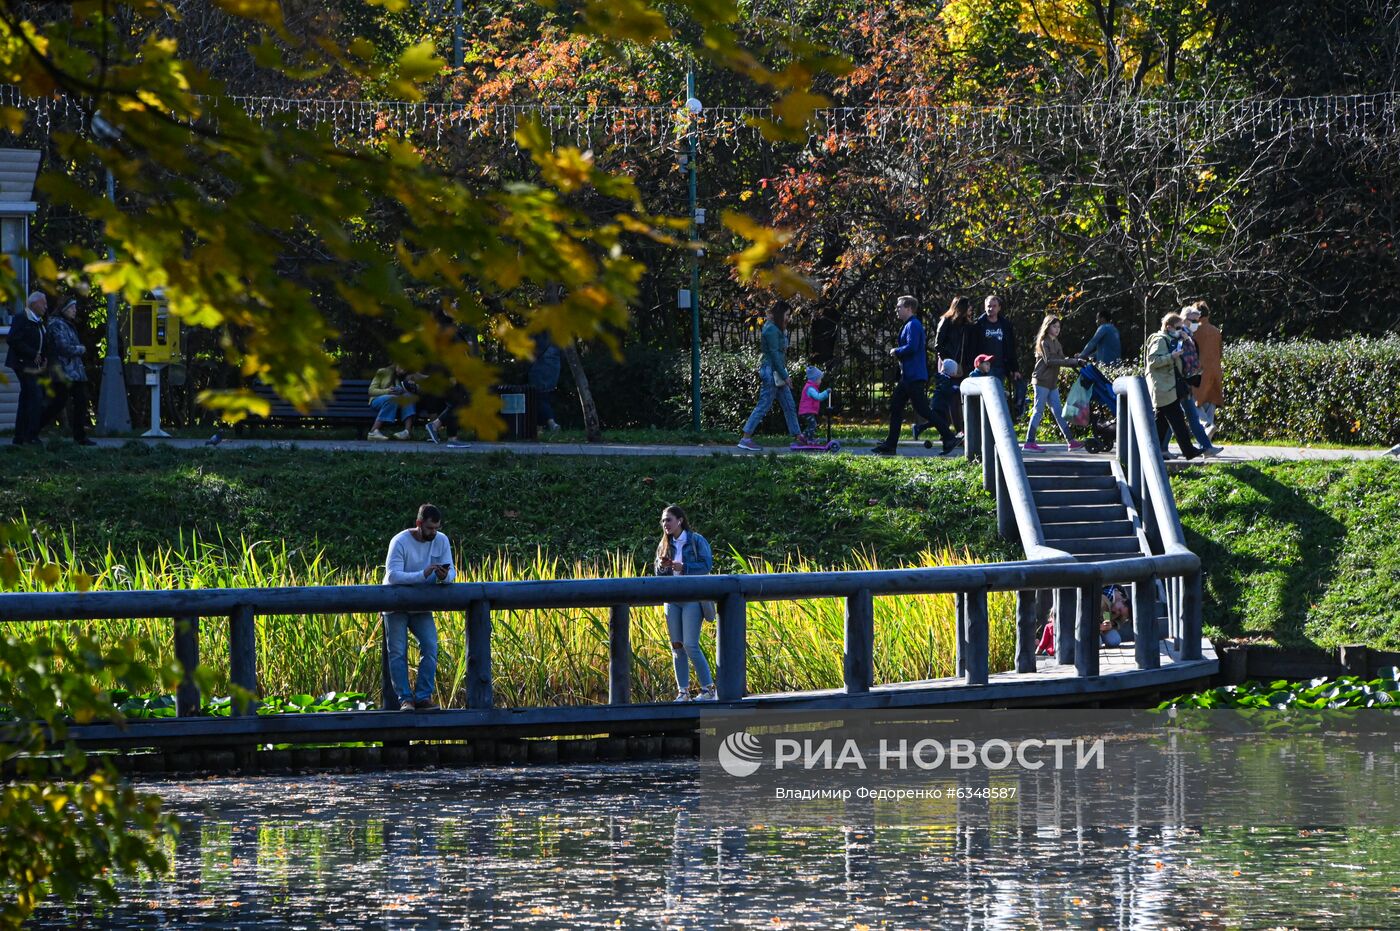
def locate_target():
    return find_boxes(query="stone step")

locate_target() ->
[1038,503,1129,524]
[1034,487,1122,507]
[1028,474,1119,492]
[1021,457,1114,477]
[1044,519,1135,540]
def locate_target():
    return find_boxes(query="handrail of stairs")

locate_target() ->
[1112,375,1204,660]
[960,377,1074,564]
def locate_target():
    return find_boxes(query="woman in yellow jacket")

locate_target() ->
[1144,314,1202,461]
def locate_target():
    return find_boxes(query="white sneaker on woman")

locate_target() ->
[673,691,691,702]
[696,686,717,702]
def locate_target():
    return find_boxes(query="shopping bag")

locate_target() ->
[1062,376,1092,426]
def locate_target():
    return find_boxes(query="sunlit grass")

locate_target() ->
[8,534,1017,707]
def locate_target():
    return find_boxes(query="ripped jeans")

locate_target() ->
[665,602,713,691]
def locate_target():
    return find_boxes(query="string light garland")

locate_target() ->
[2,85,1397,154]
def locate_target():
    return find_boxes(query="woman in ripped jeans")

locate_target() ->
[655,504,717,702]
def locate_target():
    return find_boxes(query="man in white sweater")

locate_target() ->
[383,503,457,711]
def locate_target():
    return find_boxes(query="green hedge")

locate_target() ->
[1218,336,1400,446]
[553,335,1399,445]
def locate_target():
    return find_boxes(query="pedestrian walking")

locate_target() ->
[972,295,1023,418]
[528,331,562,432]
[382,503,455,711]
[655,505,716,702]
[871,295,955,455]
[935,295,976,429]
[1161,306,1222,457]
[1079,310,1122,365]
[1188,301,1224,437]
[41,297,95,445]
[738,301,803,450]
[1023,314,1084,453]
[1145,314,1202,461]
[6,291,46,445]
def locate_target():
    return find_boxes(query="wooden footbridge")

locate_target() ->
[0,377,1216,754]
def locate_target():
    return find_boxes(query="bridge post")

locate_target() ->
[1181,570,1203,661]
[466,599,493,709]
[1015,590,1037,673]
[964,589,989,686]
[229,605,258,716]
[843,589,874,694]
[1055,589,1075,666]
[1075,585,1100,677]
[1133,579,1159,669]
[954,592,968,677]
[716,593,747,701]
[609,604,631,704]
[379,614,397,710]
[173,615,200,717]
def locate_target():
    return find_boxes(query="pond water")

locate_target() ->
[33,763,1400,929]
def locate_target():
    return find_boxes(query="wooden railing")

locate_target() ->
[0,554,1200,716]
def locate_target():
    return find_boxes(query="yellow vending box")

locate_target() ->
[126,290,181,365]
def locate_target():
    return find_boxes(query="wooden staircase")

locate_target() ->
[1024,456,1144,561]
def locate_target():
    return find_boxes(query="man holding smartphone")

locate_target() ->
[383,503,456,711]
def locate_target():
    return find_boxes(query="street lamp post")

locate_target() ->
[95,165,131,434]
[686,71,702,433]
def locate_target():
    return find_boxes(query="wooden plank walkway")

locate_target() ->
[62,640,1216,751]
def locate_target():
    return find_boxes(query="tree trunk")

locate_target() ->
[563,342,602,442]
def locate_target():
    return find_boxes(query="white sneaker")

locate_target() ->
[367,430,389,441]
[696,686,717,702]
[393,429,411,441]
[673,691,691,702]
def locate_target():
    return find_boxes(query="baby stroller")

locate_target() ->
[1061,363,1117,454]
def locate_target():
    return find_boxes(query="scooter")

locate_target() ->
[789,391,843,452]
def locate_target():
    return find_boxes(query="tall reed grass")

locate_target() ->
[6,534,1018,707]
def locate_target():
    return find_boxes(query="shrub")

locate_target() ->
[1218,336,1400,445]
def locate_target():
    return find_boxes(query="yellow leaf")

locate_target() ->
[47,794,69,813]
[33,563,62,587]
[397,41,444,83]
[0,106,25,133]
[32,254,58,285]
[211,0,285,29]
[772,90,828,128]
[349,38,376,61]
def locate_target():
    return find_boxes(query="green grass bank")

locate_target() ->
[3,446,1399,652]
[0,443,1012,571]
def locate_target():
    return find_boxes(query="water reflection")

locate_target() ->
[34,763,1400,929]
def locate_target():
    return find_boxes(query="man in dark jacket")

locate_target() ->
[871,295,955,455]
[972,294,1023,417]
[5,291,47,444]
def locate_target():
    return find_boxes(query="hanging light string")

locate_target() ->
[1,85,1395,153]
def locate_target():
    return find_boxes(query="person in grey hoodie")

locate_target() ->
[382,503,456,711]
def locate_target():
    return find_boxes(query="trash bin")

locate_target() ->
[493,384,538,440]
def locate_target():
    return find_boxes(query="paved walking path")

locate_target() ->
[86,435,1390,463]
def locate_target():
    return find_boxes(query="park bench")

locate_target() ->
[238,379,374,436]
[238,379,539,439]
